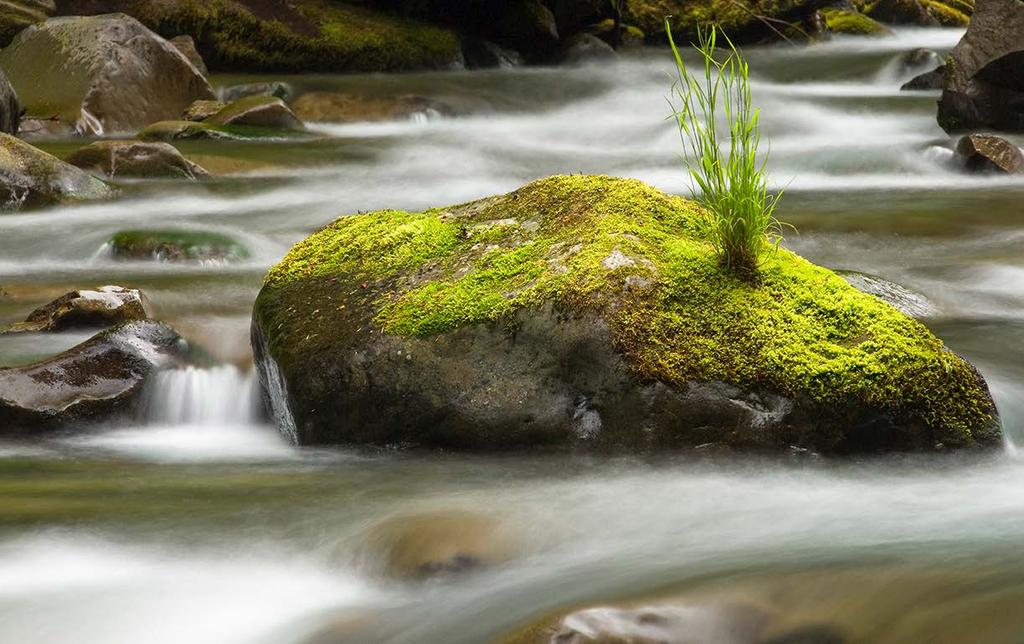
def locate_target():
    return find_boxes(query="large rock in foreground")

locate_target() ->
[252,175,1000,454]
[0,133,113,209]
[0,13,214,135]
[0,320,189,433]
[938,0,1024,132]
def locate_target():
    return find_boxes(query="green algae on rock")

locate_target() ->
[137,119,311,142]
[252,175,1000,453]
[821,9,891,36]
[109,230,249,262]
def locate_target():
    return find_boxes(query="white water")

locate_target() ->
[58,366,294,462]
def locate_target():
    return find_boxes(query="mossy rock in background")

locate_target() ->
[821,8,891,36]
[625,0,827,44]
[108,229,249,262]
[252,175,1000,453]
[52,0,463,73]
[137,119,311,142]
[203,95,304,131]
[0,0,53,46]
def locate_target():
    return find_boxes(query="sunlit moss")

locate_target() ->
[821,9,890,35]
[257,175,998,448]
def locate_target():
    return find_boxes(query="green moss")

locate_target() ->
[921,0,970,26]
[120,0,461,73]
[821,8,890,36]
[259,175,997,447]
[0,2,47,47]
[625,0,821,43]
[109,229,249,262]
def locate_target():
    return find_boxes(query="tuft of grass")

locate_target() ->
[667,22,787,278]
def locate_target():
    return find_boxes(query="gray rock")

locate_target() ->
[169,34,208,76]
[561,32,617,64]
[0,320,190,433]
[0,70,19,135]
[205,95,304,131]
[955,134,1024,174]
[863,0,938,25]
[65,140,208,179]
[0,13,215,135]
[2,285,150,334]
[901,66,945,91]
[838,271,937,318]
[0,133,113,209]
[217,81,293,104]
[463,40,522,69]
[938,0,1024,132]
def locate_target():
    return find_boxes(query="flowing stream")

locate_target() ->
[2,28,1024,643]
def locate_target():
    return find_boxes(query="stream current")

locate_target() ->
[2,28,1024,644]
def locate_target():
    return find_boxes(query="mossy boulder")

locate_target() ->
[0,0,53,47]
[0,13,215,135]
[2,285,150,334]
[0,320,190,433]
[52,0,463,73]
[625,0,827,44]
[821,9,891,36]
[251,175,1000,453]
[0,70,19,135]
[65,140,208,180]
[0,133,113,209]
[108,229,249,262]
[860,0,939,25]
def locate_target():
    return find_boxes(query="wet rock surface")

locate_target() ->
[2,285,150,334]
[66,140,208,180]
[938,0,1024,132]
[0,320,190,433]
[955,133,1024,174]
[0,133,113,209]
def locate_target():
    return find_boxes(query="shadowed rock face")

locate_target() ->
[938,0,1024,132]
[2,286,150,334]
[0,13,214,135]
[0,320,191,433]
[0,70,19,135]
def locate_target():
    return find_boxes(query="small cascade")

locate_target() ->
[145,365,262,426]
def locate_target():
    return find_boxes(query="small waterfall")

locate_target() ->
[145,365,262,426]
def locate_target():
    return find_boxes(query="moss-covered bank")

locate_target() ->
[253,175,999,453]
[54,0,461,73]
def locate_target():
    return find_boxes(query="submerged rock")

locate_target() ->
[0,13,215,135]
[66,140,208,180]
[359,511,515,579]
[938,0,1024,132]
[0,320,189,433]
[251,175,1000,454]
[2,285,150,334]
[137,119,307,141]
[291,92,450,123]
[955,134,1024,175]
[108,229,249,262]
[0,133,113,209]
